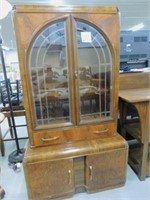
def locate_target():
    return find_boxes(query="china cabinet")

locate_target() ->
[14,5,128,199]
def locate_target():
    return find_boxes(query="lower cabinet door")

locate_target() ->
[85,148,127,192]
[24,158,75,199]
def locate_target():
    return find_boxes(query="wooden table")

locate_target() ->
[119,88,150,180]
[0,105,27,156]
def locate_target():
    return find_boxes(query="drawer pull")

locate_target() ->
[89,166,93,180]
[42,136,59,142]
[94,129,109,134]
[68,170,72,184]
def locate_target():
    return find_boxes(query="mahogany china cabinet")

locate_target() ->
[13,5,128,199]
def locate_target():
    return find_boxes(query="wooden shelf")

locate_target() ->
[124,122,141,142]
[128,140,150,178]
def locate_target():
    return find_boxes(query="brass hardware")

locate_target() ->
[68,170,71,184]
[94,129,109,134]
[89,166,93,180]
[74,71,78,79]
[42,136,59,142]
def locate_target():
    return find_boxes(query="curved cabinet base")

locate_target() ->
[23,134,128,200]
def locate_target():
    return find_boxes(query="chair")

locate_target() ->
[0,79,23,107]
[0,106,27,157]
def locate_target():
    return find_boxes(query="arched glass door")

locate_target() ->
[29,18,113,128]
[29,20,72,127]
[75,20,112,123]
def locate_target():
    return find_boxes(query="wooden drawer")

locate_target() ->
[30,121,116,147]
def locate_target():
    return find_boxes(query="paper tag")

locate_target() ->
[81,32,92,43]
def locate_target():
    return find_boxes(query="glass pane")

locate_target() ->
[29,21,71,127]
[76,21,112,121]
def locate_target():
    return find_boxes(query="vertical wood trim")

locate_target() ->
[65,15,76,125]
[71,16,81,125]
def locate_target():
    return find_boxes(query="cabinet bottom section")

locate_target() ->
[23,135,128,200]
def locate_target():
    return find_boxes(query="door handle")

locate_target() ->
[68,170,72,184]
[89,165,93,180]
[93,129,109,134]
[42,136,59,142]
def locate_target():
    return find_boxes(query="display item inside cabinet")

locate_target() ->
[13,5,120,147]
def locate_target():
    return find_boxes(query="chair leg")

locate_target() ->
[0,139,5,156]
[0,128,5,156]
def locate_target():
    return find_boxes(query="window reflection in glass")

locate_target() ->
[76,21,112,121]
[29,21,71,126]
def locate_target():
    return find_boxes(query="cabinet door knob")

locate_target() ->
[41,136,59,142]
[68,170,72,184]
[89,165,93,180]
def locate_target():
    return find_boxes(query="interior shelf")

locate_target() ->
[124,122,141,141]
[128,140,150,177]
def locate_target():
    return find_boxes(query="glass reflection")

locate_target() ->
[76,21,112,121]
[29,21,71,126]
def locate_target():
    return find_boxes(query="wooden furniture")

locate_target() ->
[24,135,128,200]
[14,5,128,199]
[0,79,23,107]
[0,106,27,156]
[13,5,122,147]
[119,72,150,90]
[119,88,150,181]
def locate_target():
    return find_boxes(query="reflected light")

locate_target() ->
[0,0,12,20]
[47,0,64,6]
[129,23,144,32]
[2,45,9,50]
